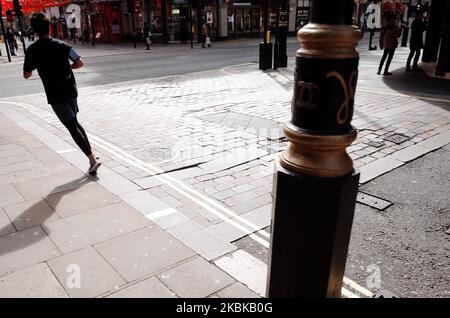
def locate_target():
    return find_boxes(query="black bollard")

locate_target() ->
[267,0,362,298]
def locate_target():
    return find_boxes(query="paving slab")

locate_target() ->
[3,198,58,231]
[47,246,126,298]
[107,277,177,298]
[214,249,267,297]
[207,219,253,243]
[0,226,61,276]
[167,221,237,261]
[0,208,16,237]
[145,207,190,229]
[158,257,234,298]
[0,167,49,186]
[133,175,166,189]
[0,263,68,298]
[359,157,404,184]
[13,169,87,200]
[389,145,432,163]
[216,282,260,298]
[43,202,150,254]
[45,182,121,218]
[119,190,168,218]
[95,226,195,282]
[415,130,450,151]
[0,160,43,176]
[0,184,24,208]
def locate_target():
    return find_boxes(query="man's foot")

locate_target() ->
[413,66,421,72]
[405,67,412,72]
[383,71,393,76]
[88,160,101,175]
[377,70,381,75]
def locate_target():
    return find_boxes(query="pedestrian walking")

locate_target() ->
[81,27,90,45]
[377,15,403,76]
[5,29,16,56]
[143,22,152,51]
[23,12,101,175]
[201,19,211,48]
[406,11,426,72]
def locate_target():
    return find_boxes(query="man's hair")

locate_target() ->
[30,12,50,36]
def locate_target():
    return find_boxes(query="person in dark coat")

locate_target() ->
[143,22,152,50]
[406,11,426,72]
[5,29,16,56]
[377,15,403,76]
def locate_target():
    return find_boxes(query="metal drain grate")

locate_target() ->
[357,192,392,211]
[383,133,410,144]
[367,141,385,148]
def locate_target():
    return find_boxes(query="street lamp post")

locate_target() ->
[190,2,194,49]
[266,0,362,297]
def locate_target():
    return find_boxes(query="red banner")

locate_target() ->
[0,0,72,15]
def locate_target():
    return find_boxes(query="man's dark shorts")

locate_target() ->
[51,98,79,122]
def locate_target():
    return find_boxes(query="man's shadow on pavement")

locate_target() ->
[0,175,97,258]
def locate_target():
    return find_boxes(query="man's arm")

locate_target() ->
[69,48,84,69]
[23,46,35,79]
[71,58,84,69]
[23,71,32,79]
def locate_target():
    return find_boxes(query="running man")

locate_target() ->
[23,12,100,175]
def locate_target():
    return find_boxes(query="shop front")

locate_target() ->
[226,0,261,38]
[167,0,191,42]
[91,1,122,43]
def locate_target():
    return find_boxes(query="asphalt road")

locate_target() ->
[2,33,449,102]
[0,37,299,98]
[0,33,381,98]
[236,145,450,298]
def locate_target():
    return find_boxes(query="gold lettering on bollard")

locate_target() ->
[295,81,319,109]
[326,70,357,125]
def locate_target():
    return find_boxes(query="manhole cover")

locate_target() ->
[383,134,410,144]
[131,147,179,164]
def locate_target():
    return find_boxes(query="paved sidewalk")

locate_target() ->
[0,110,258,298]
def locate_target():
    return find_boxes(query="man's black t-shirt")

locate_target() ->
[24,38,78,104]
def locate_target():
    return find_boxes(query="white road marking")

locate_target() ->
[56,148,77,154]
[1,99,372,298]
[146,207,178,220]
[343,277,374,297]
[341,287,361,298]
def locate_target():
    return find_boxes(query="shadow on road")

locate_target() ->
[382,68,450,111]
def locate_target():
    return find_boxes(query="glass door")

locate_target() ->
[168,6,181,41]
[251,8,260,38]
